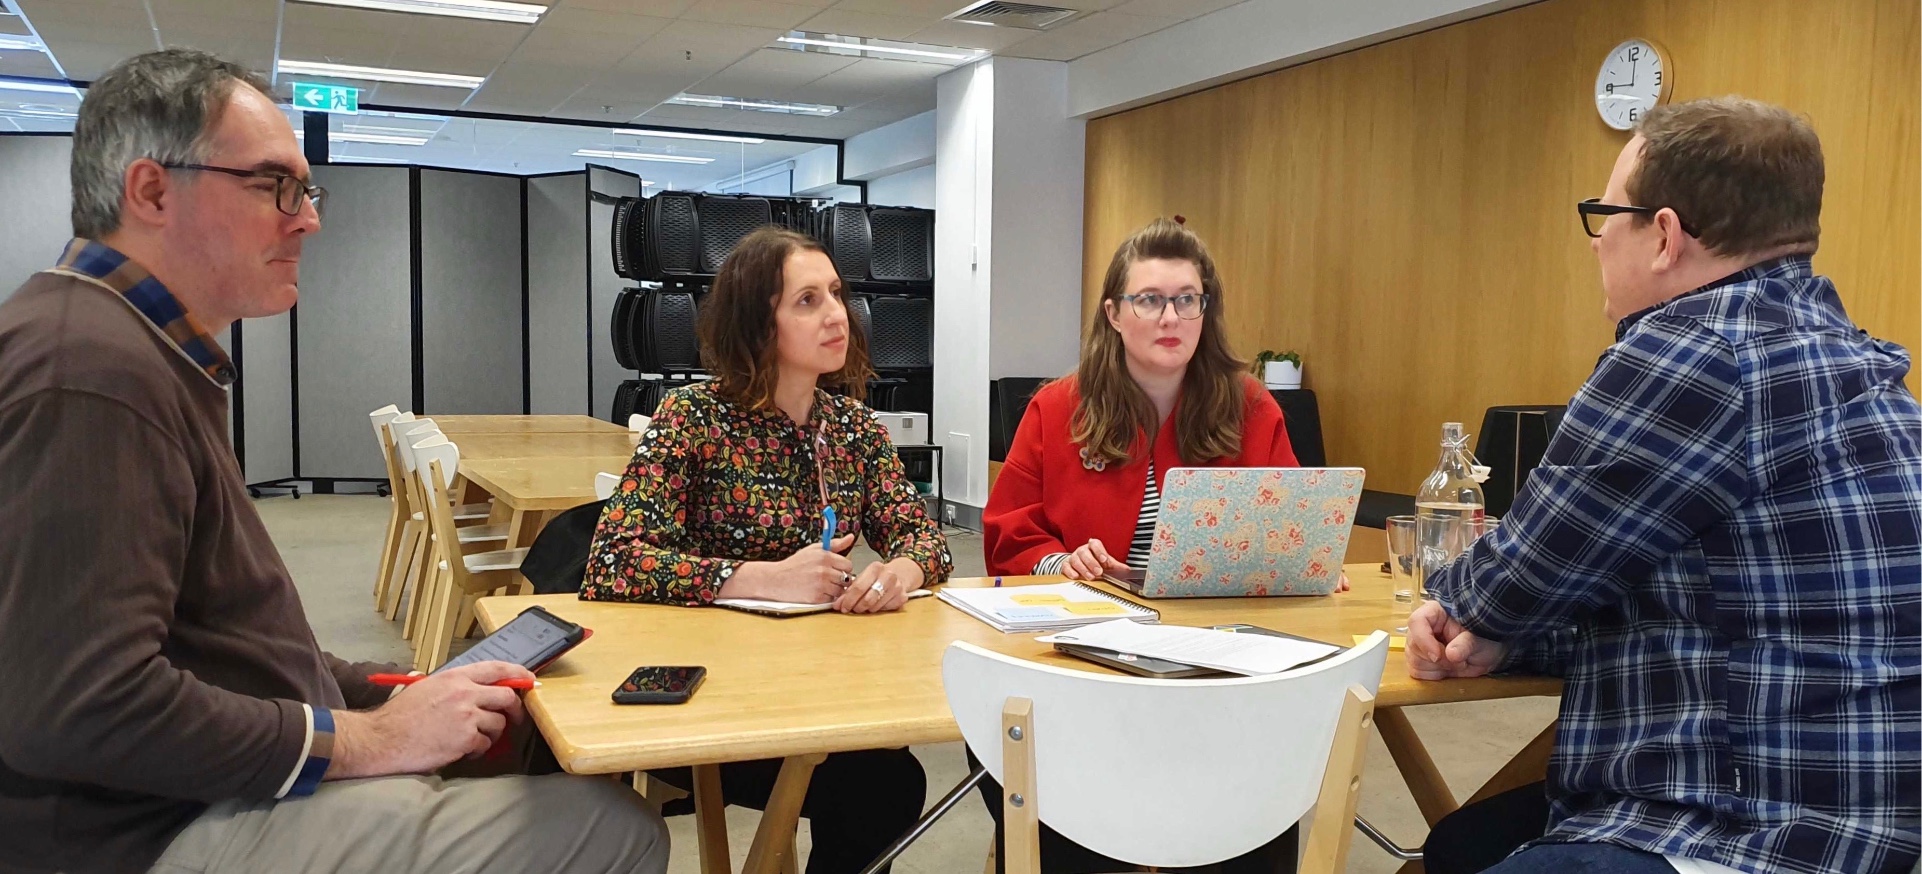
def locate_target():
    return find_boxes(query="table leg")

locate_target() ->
[741,753,827,874]
[693,764,732,874]
[505,509,549,597]
[1376,706,1457,826]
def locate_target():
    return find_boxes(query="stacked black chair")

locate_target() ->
[866,296,934,371]
[640,192,699,278]
[695,195,773,274]
[610,197,643,280]
[820,202,873,283]
[639,289,704,373]
[845,293,872,342]
[867,207,935,283]
[610,288,643,370]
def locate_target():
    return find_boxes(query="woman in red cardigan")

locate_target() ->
[976,217,1322,874]
[985,216,1301,580]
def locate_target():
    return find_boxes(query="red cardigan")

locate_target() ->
[983,375,1299,576]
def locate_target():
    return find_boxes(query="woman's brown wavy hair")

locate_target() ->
[697,226,873,409]
[1071,217,1248,467]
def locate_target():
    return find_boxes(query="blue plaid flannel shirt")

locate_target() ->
[1428,256,1921,874]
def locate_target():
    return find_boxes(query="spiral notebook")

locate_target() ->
[936,582,1160,633]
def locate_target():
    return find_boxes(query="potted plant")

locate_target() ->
[1251,350,1302,389]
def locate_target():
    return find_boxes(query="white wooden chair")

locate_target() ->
[942,633,1390,874]
[389,425,508,636]
[411,437,528,672]
[594,471,622,501]
[628,414,650,433]
[369,405,406,612]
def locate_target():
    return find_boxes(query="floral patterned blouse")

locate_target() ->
[582,382,953,606]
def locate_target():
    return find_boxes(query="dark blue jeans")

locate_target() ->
[1482,842,1679,874]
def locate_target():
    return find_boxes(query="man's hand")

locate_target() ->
[327,661,532,779]
[1405,601,1507,680]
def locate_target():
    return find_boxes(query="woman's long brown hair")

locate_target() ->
[697,226,873,409]
[1071,217,1248,467]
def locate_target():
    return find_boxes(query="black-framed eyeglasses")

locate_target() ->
[1577,197,1694,238]
[1118,291,1209,320]
[163,163,326,219]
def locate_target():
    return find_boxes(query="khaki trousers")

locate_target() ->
[148,773,668,874]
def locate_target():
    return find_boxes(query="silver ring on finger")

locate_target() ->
[841,570,853,585]
[869,581,885,595]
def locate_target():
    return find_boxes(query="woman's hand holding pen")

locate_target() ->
[719,534,856,603]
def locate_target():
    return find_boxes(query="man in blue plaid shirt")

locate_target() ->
[1409,97,1920,874]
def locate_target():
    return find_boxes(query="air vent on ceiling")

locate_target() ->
[946,1,1082,31]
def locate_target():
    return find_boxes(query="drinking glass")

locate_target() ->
[1385,515,1419,605]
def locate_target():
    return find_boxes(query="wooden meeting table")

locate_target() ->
[473,565,1560,874]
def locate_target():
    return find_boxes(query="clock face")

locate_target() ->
[1595,39,1668,131]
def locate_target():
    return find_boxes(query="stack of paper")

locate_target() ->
[1039,619,1340,675]
[936,582,1159,633]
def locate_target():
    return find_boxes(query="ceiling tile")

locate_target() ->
[463,91,565,114]
[151,0,279,25]
[790,7,925,40]
[1109,0,1244,17]
[15,0,150,29]
[45,40,162,78]
[779,55,940,103]
[681,0,817,30]
[830,0,962,17]
[0,51,62,79]
[539,6,677,36]
[0,14,30,36]
[390,16,529,57]
[278,25,400,68]
[696,47,859,96]
[999,10,1176,61]
[907,18,1036,52]
[559,0,699,16]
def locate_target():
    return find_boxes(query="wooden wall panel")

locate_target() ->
[1083,0,1919,494]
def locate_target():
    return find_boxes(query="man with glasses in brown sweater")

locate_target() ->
[0,49,667,874]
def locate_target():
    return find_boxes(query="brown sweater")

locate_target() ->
[0,269,395,874]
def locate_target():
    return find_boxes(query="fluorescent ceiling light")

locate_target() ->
[295,129,433,145]
[0,77,78,95]
[288,0,546,24]
[775,35,975,62]
[613,127,764,144]
[666,93,840,117]
[573,149,712,164]
[0,34,41,50]
[277,59,484,89]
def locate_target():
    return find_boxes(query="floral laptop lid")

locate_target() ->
[1124,467,1365,598]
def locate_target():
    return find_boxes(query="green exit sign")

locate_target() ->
[291,81,359,115]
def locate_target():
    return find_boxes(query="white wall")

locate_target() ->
[1067,0,1532,118]
[0,136,74,301]
[844,111,934,180]
[934,60,995,510]
[987,58,1084,383]
[867,164,934,209]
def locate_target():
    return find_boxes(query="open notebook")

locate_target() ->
[714,588,934,617]
[937,582,1160,633]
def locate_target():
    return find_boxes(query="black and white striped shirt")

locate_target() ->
[1035,459,1161,575]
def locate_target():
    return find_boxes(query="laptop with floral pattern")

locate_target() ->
[1106,467,1366,598]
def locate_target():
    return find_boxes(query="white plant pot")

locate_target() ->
[1264,360,1302,389]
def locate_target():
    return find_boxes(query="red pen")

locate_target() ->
[368,673,538,690]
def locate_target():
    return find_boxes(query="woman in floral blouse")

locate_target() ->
[583,225,950,874]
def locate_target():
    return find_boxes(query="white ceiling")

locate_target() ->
[5,0,1243,143]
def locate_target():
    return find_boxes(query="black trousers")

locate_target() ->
[1421,781,1551,874]
[652,748,927,874]
[968,750,1298,874]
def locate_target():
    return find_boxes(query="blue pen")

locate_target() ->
[821,505,837,551]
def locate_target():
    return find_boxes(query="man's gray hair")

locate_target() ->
[70,48,274,239]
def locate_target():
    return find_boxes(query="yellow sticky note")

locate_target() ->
[1011,593,1068,606]
[1064,601,1128,616]
[1356,634,1406,651]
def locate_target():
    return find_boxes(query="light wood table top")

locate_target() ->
[459,455,633,513]
[450,432,640,462]
[434,415,626,436]
[474,565,1560,775]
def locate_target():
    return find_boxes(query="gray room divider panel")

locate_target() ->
[0,137,75,302]
[526,173,588,414]
[419,169,523,415]
[238,311,294,483]
[586,166,641,421]
[296,165,412,480]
